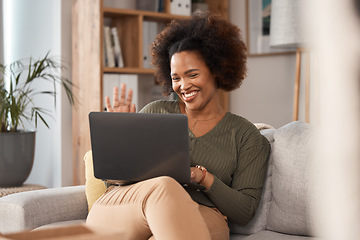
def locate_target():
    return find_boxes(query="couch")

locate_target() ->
[0,121,320,239]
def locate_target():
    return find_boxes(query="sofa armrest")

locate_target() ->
[0,185,88,234]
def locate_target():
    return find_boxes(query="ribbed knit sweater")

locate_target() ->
[140,100,270,226]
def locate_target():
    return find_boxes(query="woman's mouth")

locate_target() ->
[182,91,199,102]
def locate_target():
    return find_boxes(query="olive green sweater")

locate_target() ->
[140,100,270,226]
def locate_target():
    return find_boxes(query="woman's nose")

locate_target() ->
[179,78,191,90]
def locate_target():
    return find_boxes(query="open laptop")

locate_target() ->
[89,112,204,190]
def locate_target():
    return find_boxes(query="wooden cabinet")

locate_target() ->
[72,0,229,185]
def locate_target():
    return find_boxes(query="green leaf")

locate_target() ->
[0,51,76,132]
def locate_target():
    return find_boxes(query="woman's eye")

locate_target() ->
[172,77,180,81]
[189,73,198,78]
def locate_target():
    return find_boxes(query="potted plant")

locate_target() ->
[0,52,75,187]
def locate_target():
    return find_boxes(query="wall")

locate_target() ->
[0,0,3,64]
[59,0,73,187]
[2,0,72,188]
[229,0,296,128]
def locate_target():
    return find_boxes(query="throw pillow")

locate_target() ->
[84,150,107,211]
[266,121,316,236]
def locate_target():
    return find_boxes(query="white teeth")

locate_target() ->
[184,91,197,98]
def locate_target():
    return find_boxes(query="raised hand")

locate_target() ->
[105,83,136,113]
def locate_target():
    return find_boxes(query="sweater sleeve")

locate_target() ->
[205,135,270,226]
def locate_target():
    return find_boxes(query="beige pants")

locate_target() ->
[86,176,229,240]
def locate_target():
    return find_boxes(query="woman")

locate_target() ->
[86,13,270,240]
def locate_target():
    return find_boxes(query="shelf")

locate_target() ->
[103,8,191,21]
[103,67,154,75]
[102,7,191,72]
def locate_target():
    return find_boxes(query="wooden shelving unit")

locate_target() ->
[102,7,191,74]
[72,0,229,185]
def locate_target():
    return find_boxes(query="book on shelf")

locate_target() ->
[111,27,125,68]
[170,0,191,16]
[142,21,166,69]
[103,29,106,67]
[104,26,115,67]
[104,26,125,68]
[135,0,165,12]
[136,0,160,12]
[158,0,164,12]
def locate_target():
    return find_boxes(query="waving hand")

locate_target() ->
[105,83,136,113]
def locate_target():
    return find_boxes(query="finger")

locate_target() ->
[119,83,126,105]
[113,87,119,107]
[126,88,133,106]
[190,171,196,181]
[190,167,196,180]
[130,103,136,113]
[105,96,113,112]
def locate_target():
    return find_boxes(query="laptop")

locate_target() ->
[89,112,204,190]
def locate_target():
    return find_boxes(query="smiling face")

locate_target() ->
[170,51,219,112]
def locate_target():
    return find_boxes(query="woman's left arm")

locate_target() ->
[204,136,270,226]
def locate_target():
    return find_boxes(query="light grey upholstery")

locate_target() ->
[267,122,316,236]
[0,185,87,234]
[243,231,321,240]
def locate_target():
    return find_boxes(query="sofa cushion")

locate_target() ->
[34,220,86,230]
[243,230,321,240]
[267,121,315,236]
[229,233,249,240]
[230,128,275,235]
[0,186,87,234]
[84,151,107,211]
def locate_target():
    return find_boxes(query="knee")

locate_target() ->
[151,176,181,190]
[146,176,190,201]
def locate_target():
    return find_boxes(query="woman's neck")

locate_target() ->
[179,99,223,118]
[186,105,223,120]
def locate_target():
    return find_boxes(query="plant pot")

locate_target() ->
[0,131,36,187]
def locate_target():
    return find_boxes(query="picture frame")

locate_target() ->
[246,0,294,56]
